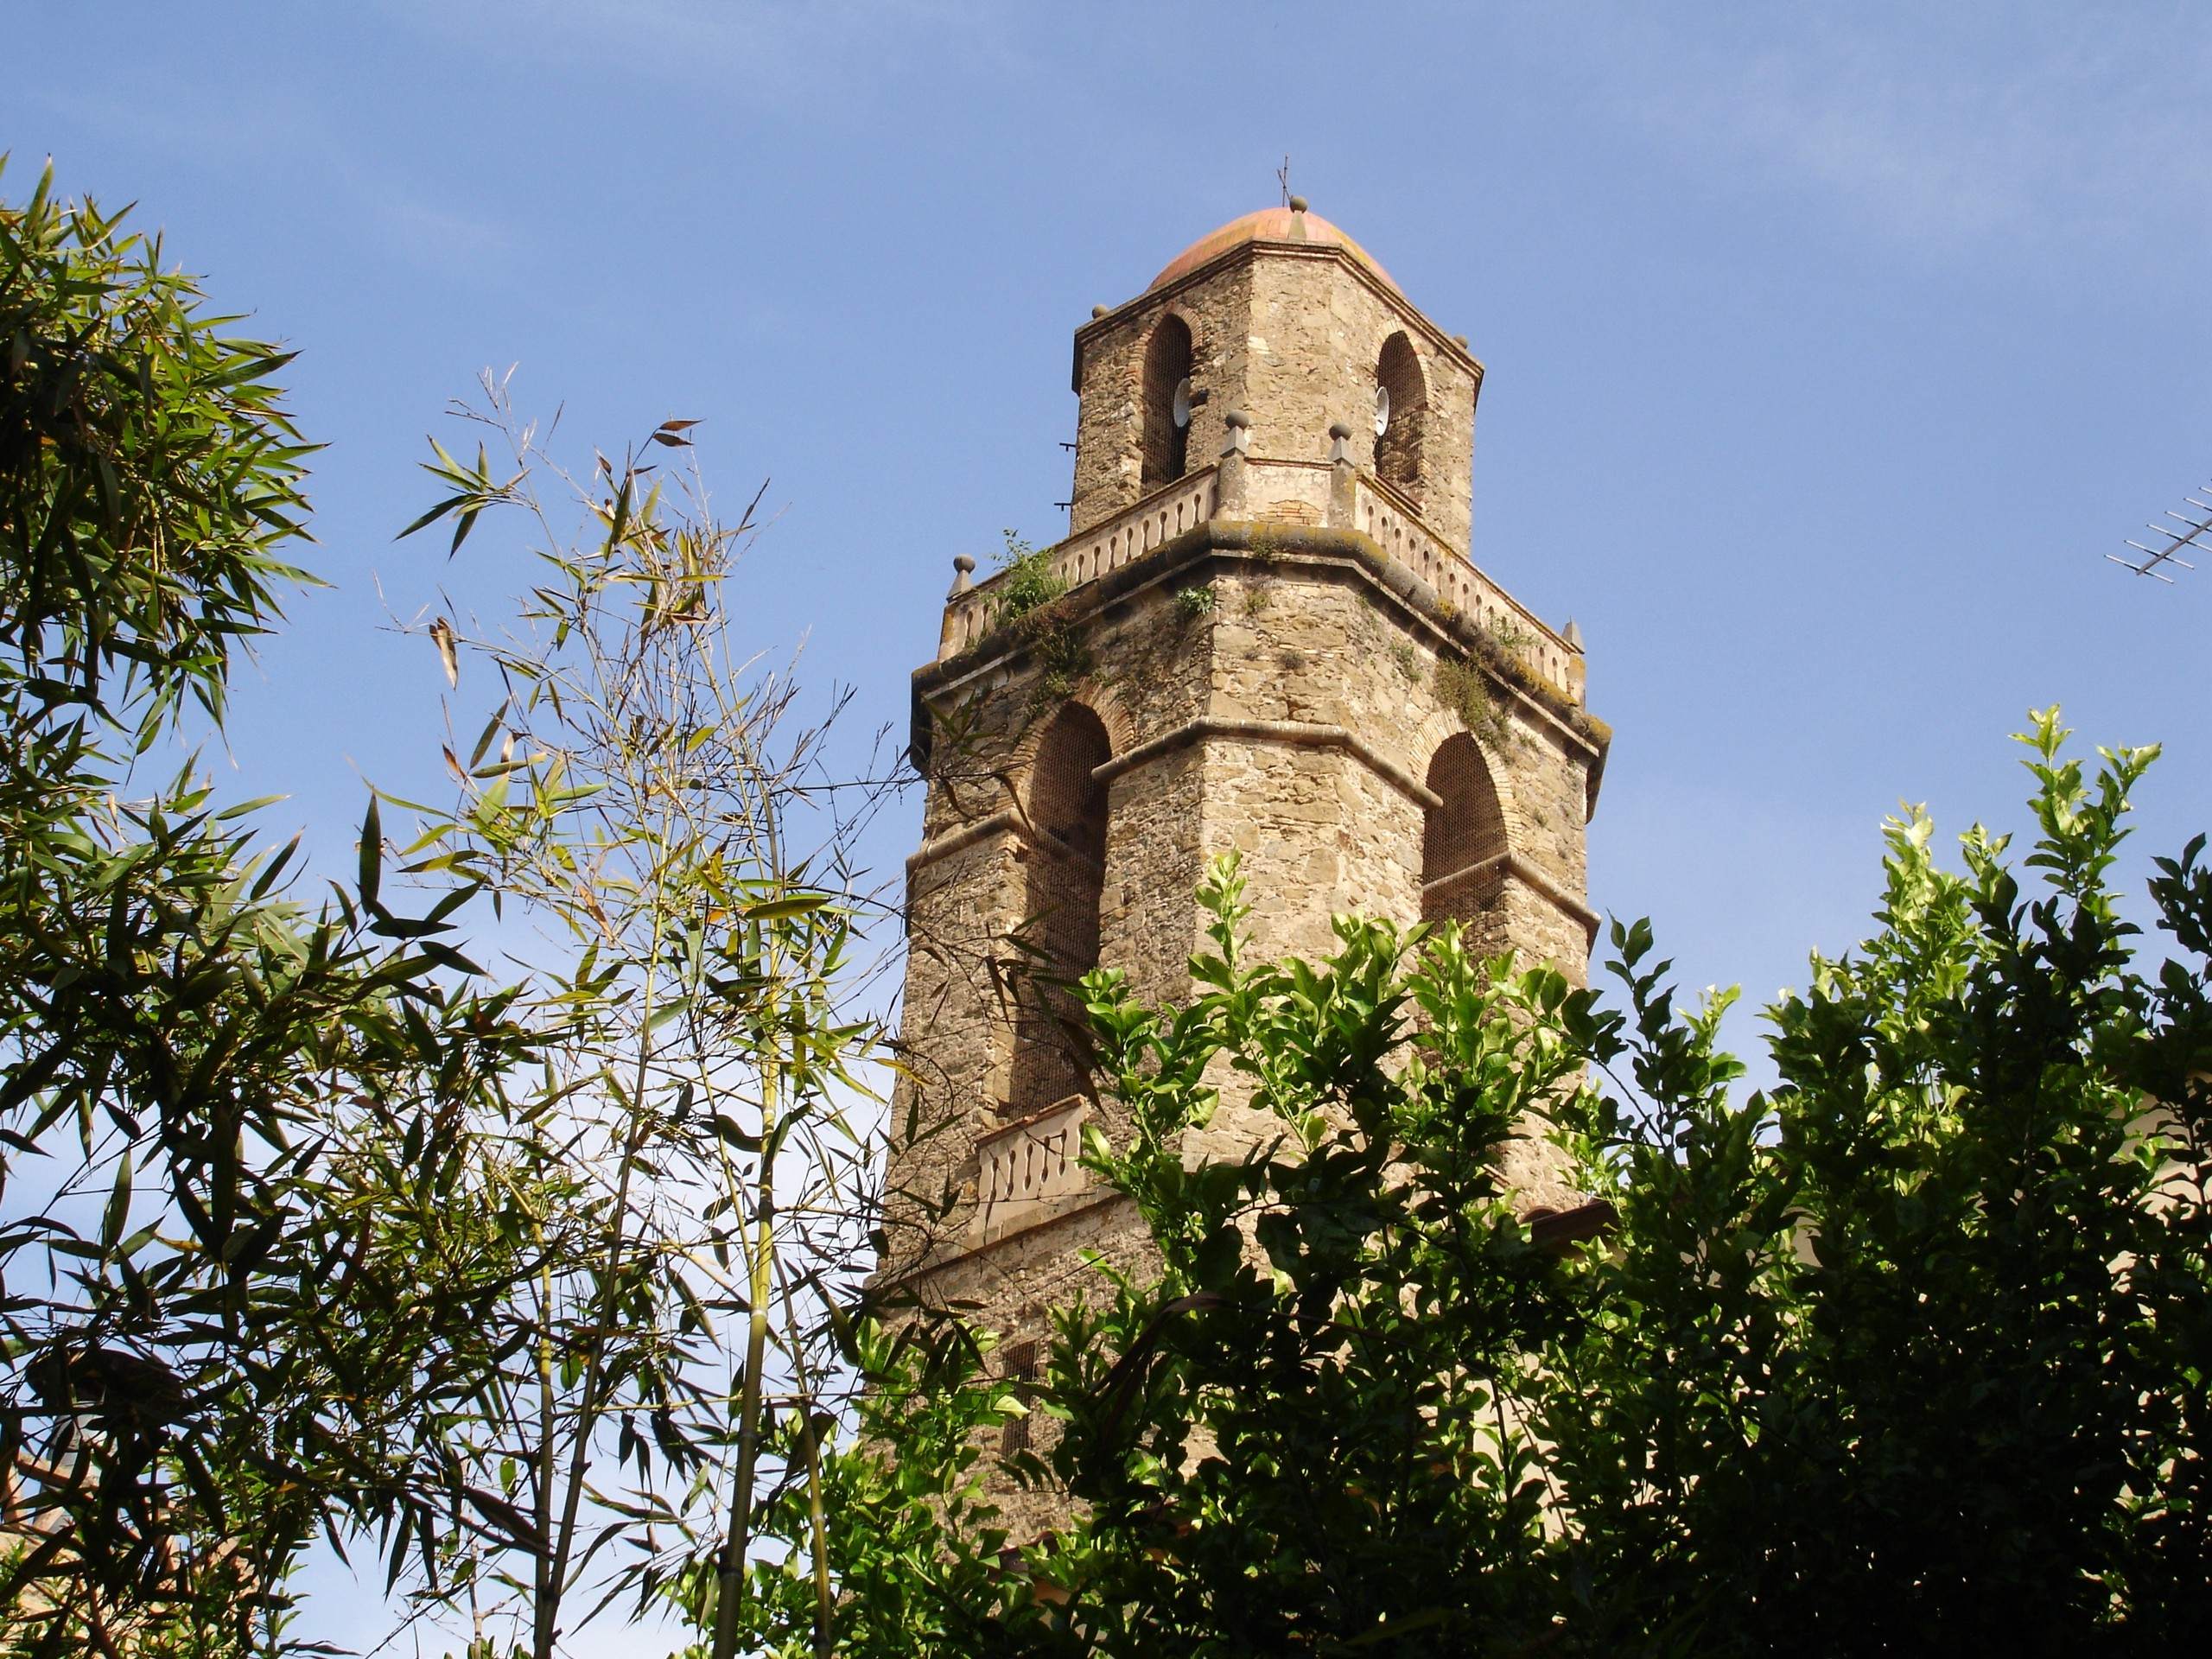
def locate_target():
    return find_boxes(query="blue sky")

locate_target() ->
[12,1,2212,1648]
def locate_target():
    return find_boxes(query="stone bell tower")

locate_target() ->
[877,201,1611,1389]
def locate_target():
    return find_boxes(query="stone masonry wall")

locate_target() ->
[885,570,1217,1284]
[885,525,1600,1294]
[1070,264,1251,536]
[1243,253,1480,555]
[1071,240,1483,556]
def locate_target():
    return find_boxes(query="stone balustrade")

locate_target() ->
[940,469,1219,660]
[936,461,1582,704]
[970,1096,1090,1244]
[1351,476,1579,695]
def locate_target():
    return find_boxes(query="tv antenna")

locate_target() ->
[2111,480,2212,582]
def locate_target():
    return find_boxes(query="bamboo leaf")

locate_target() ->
[744,893,831,921]
[358,795,383,911]
[100,1150,133,1255]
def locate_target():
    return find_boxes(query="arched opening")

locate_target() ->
[1007,703,1111,1117]
[1422,732,1507,942]
[1373,331,1427,501]
[1141,315,1193,490]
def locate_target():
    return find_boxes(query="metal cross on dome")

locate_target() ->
[2111,481,2212,582]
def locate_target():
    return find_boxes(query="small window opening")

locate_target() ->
[999,1339,1040,1453]
[1374,332,1428,501]
[1007,704,1111,1117]
[1141,315,1193,490]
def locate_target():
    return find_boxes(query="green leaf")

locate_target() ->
[358,794,383,911]
[214,794,288,821]
[100,1151,133,1255]
[417,939,485,976]
[1193,1224,1243,1293]
[710,1114,762,1153]
[745,893,831,921]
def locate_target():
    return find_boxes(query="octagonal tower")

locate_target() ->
[877,203,1611,1508]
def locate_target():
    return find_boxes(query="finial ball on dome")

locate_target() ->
[1288,195,1308,213]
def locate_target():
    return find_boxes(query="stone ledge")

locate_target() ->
[872,1189,1135,1296]
[1424,849,1602,946]
[906,805,1108,880]
[910,519,1611,803]
[1096,715,1444,811]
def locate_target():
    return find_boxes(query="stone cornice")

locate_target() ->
[872,1190,1133,1292]
[1424,850,1602,946]
[911,520,1611,805]
[1096,716,1444,811]
[906,729,1600,944]
[906,805,1105,880]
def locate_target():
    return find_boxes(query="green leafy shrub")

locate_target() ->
[1173,582,1217,622]
[989,530,1066,627]
[1488,616,1535,663]
[684,1324,1041,1659]
[764,713,2212,1657]
[1542,710,2212,1651]
[1436,653,1516,753]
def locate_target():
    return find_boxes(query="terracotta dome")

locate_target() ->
[1147,205,1399,294]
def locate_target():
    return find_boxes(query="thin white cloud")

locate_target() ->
[1552,3,2212,271]
[365,188,512,276]
[18,63,512,283]
[383,0,1027,100]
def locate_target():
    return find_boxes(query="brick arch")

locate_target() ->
[1002,685,1137,790]
[1407,702,1523,848]
[1006,702,1114,1118]
[1374,331,1428,501]
[1421,731,1514,944]
[1141,312,1194,489]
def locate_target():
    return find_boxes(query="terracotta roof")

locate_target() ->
[1147,206,1399,295]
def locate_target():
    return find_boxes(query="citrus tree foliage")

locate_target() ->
[721,859,1609,1658]
[1541,712,2212,1651]
[0,165,538,1655]
[1028,857,1590,1652]
[387,378,895,1659]
[741,717,2212,1657]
